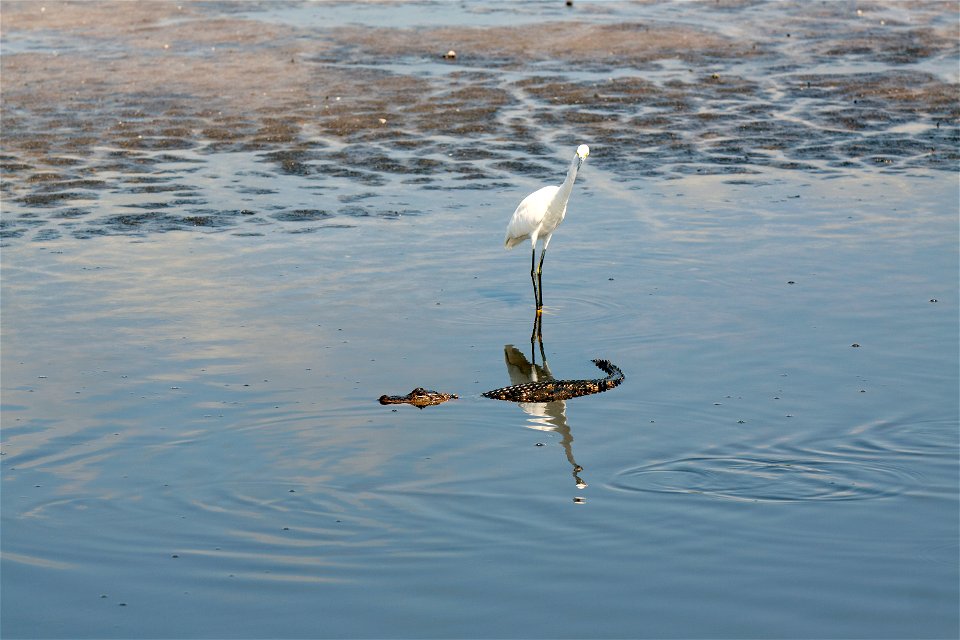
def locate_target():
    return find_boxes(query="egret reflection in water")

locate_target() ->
[497,344,588,492]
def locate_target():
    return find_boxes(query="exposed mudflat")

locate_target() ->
[1,0,957,240]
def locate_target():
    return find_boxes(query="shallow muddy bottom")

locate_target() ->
[2,2,958,638]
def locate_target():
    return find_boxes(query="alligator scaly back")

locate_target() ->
[482,359,624,403]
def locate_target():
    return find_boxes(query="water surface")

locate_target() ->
[2,1,958,638]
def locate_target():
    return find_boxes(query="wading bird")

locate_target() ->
[504,144,590,321]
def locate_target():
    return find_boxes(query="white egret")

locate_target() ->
[504,144,590,315]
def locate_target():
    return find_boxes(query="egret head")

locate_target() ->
[577,144,590,159]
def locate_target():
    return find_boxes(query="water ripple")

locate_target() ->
[609,453,920,503]
[846,416,957,458]
[441,290,629,329]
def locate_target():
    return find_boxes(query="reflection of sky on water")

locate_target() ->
[4,165,954,498]
[1,1,957,636]
[3,155,956,640]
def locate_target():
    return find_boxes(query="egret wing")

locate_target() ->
[504,185,559,249]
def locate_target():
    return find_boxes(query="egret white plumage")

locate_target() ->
[504,144,590,315]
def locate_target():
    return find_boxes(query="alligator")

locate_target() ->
[482,359,624,403]
[378,359,624,407]
[379,388,459,408]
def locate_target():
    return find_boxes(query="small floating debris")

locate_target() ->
[442,50,457,60]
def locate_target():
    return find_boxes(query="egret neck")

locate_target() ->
[547,154,584,226]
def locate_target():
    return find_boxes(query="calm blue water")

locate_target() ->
[2,1,958,638]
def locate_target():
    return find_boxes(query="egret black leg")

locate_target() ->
[536,248,548,311]
[530,248,540,311]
